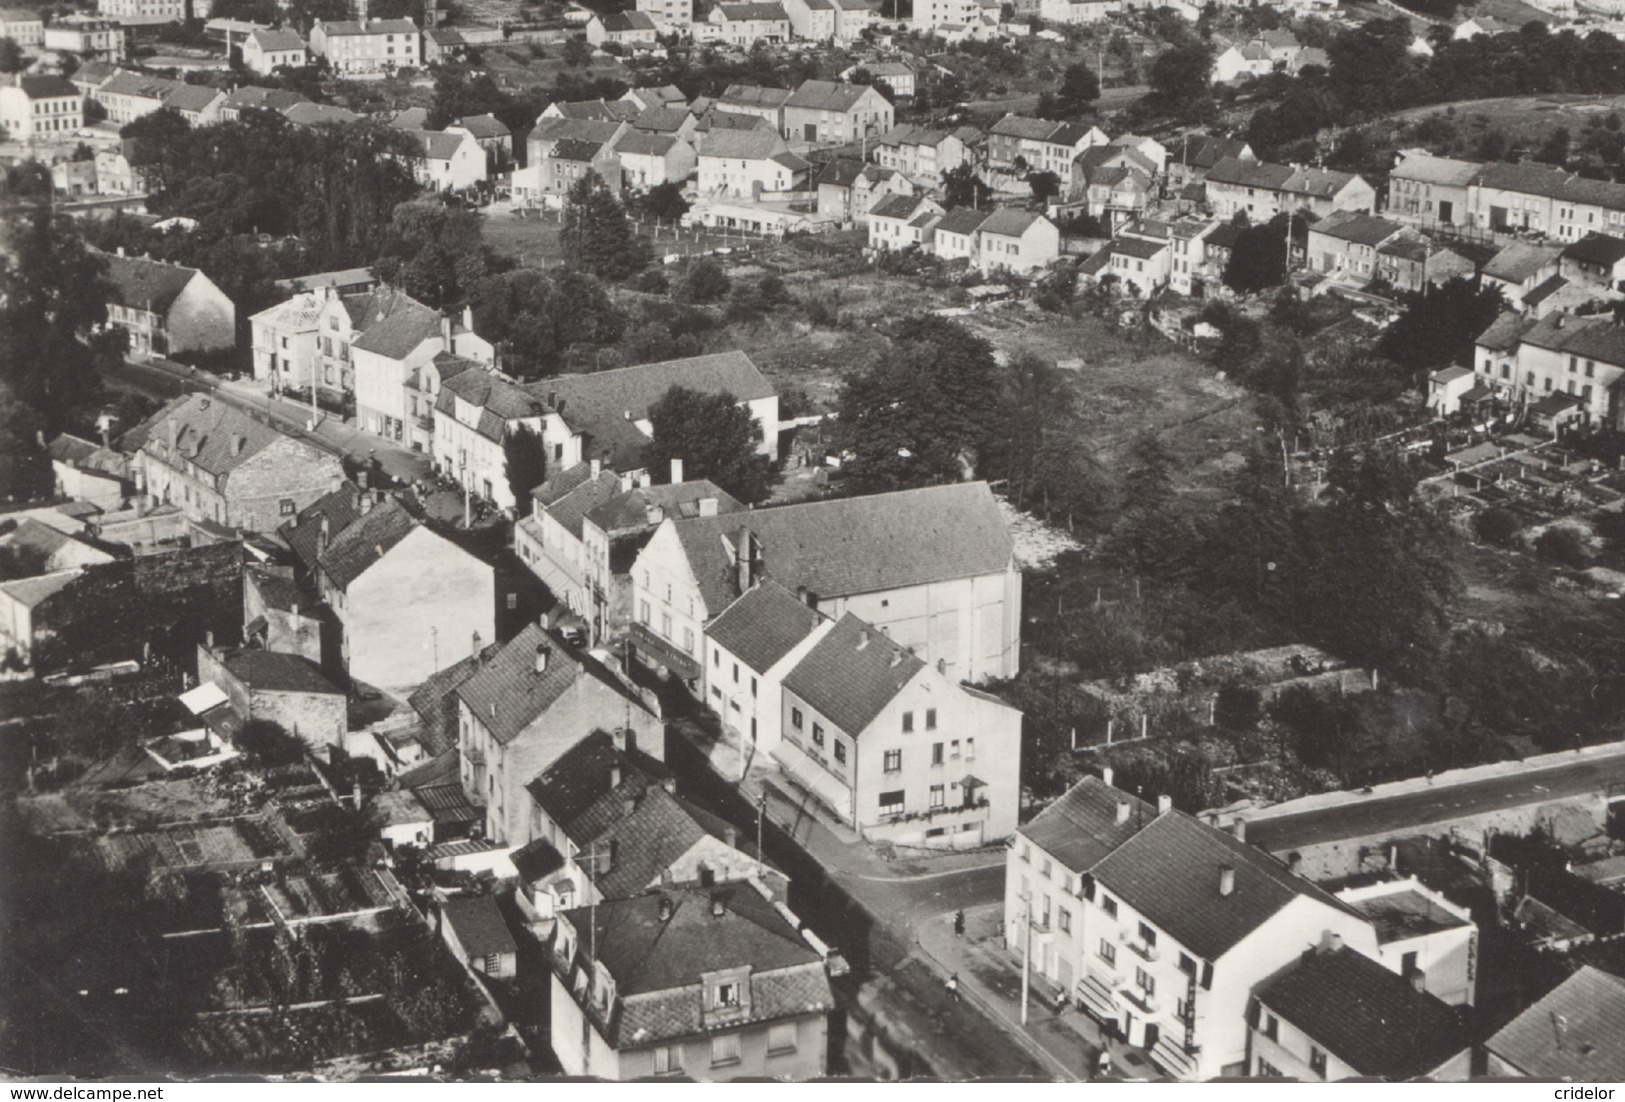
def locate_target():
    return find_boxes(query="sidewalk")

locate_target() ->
[215,376,432,484]
[915,903,1163,1082]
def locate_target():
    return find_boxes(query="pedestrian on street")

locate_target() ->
[946,973,960,1003]
[954,909,965,938]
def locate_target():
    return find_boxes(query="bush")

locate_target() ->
[629,268,669,295]
[1473,506,1522,547]
[677,258,730,304]
[1535,525,1590,569]
[237,719,307,768]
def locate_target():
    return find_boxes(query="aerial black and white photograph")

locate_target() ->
[1,0,1624,1084]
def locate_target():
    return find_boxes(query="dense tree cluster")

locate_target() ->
[645,386,773,504]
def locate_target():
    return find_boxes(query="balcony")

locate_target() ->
[1122,986,1157,1014]
[1128,939,1159,963]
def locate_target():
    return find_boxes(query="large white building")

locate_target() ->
[0,75,83,142]
[309,18,419,75]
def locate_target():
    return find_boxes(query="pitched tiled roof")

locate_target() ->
[1091,808,1359,962]
[525,728,674,846]
[0,518,91,561]
[614,130,678,157]
[698,126,783,160]
[1484,241,1561,284]
[670,480,1012,617]
[1206,156,1294,190]
[782,613,923,736]
[278,483,362,575]
[407,641,500,755]
[695,108,774,133]
[718,83,791,109]
[1049,121,1102,148]
[1176,135,1251,170]
[870,192,930,220]
[1312,211,1406,247]
[600,9,656,29]
[456,622,649,746]
[438,368,548,442]
[282,101,360,126]
[1112,235,1168,260]
[1474,159,1572,200]
[1487,967,1625,1079]
[815,158,865,187]
[559,881,827,1009]
[223,85,308,113]
[162,84,223,113]
[455,113,508,138]
[585,478,744,535]
[979,208,1042,237]
[934,207,989,236]
[1020,776,1154,872]
[98,71,182,102]
[591,786,730,898]
[530,461,600,508]
[1474,310,1530,353]
[1391,151,1480,188]
[316,497,420,590]
[245,565,304,613]
[318,17,418,33]
[0,569,82,608]
[631,105,690,134]
[707,580,824,675]
[134,393,306,479]
[415,129,470,161]
[1519,311,1625,366]
[46,432,99,468]
[17,74,77,99]
[425,26,465,44]
[989,114,1058,141]
[97,249,198,313]
[1258,947,1467,1079]
[785,79,874,112]
[441,895,518,957]
[545,98,640,122]
[541,468,624,541]
[217,646,341,695]
[1562,231,1625,267]
[548,351,773,434]
[1284,165,1362,199]
[531,117,627,148]
[350,297,442,359]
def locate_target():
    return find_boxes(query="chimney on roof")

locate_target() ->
[590,458,601,479]
[1116,801,1131,824]
[610,762,622,789]
[623,409,632,421]
[117,245,125,257]
[1232,817,1246,843]
[1102,766,1114,788]
[658,895,675,922]
[710,894,726,918]
[357,469,369,490]
[1323,931,1342,953]
[231,434,245,457]
[318,513,330,551]
[889,650,903,667]
[619,472,633,493]
[1218,865,1236,897]
[1409,969,1427,994]
[205,630,214,649]
[670,457,683,484]
[360,493,375,515]
[440,312,452,347]
[856,629,870,651]
[1287,852,1303,876]
[472,630,482,662]
[660,867,674,888]
[1157,794,1172,816]
[724,825,737,849]
[534,644,549,674]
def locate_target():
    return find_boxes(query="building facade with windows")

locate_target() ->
[0,75,83,141]
[1472,310,1625,430]
[703,579,832,761]
[774,613,1022,849]
[98,248,235,356]
[308,18,419,74]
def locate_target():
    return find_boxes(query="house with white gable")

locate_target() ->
[867,193,943,252]
[784,0,870,40]
[696,126,808,197]
[355,299,494,453]
[703,579,834,761]
[976,208,1060,275]
[585,10,659,46]
[240,27,307,74]
[613,130,697,189]
[405,128,486,192]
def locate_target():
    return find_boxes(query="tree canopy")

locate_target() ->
[503,424,549,509]
[1377,277,1506,373]
[561,170,647,281]
[645,386,772,504]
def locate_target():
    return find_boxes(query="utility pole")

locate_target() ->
[756,792,767,878]
[1019,893,1032,1025]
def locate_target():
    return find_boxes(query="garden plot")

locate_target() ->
[93,816,288,873]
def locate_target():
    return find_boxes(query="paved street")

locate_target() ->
[1247,742,1625,853]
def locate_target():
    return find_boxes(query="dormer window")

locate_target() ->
[713,981,740,1009]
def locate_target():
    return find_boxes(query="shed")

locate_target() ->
[440,894,518,978]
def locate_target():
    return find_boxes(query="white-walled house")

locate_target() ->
[775,612,1023,849]
[867,193,943,251]
[1333,878,1477,1007]
[0,75,83,141]
[629,481,1021,684]
[613,130,697,189]
[703,579,833,761]
[1004,775,1384,1080]
[696,127,806,197]
[308,18,420,75]
[976,209,1060,275]
[241,27,307,74]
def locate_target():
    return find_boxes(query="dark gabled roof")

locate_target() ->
[540,468,624,542]
[706,579,824,675]
[45,432,98,467]
[782,613,924,736]
[278,483,362,575]
[1474,310,1531,353]
[163,84,223,113]
[350,296,441,359]
[785,79,876,112]
[1020,776,1155,873]
[698,126,783,160]
[560,881,825,998]
[989,114,1058,141]
[1474,160,1572,200]
[281,101,360,127]
[1390,151,1480,188]
[98,71,182,101]
[716,1,789,18]
[1091,807,1361,962]
[670,481,1012,617]
[456,623,650,747]
[512,834,566,882]
[0,518,100,562]
[0,569,82,608]
[544,98,639,123]
[1284,165,1363,200]
[317,17,417,33]
[1206,156,1294,190]
[17,74,78,100]
[437,367,549,443]
[599,9,656,29]
[531,116,628,147]
[1112,235,1168,260]
[216,646,341,696]
[133,393,311,480]
[530,461,600,508]
[425,26,465,44]
[615,130,678,157]
[408,641,500,756]
[1048,121,1101,148]
[718,83,792,109]
[695,108,775,134]
[934,207,990,236]
[590,786,739,898]
[547,351,773,431]
[441,895,518,957]
[316,497,421,590]
[223,85,308,112]
[1563,231,1625,268]
[1519,312,1625,366]
[551,137,607,162]
[815,158,865,188]
[631,105,691,134]
[455,113,508,138]
[584,478,744,535]
[979,208,1043,238]
[1204,222,1243,250]
[245,564,304,614]
[96,249,199,313]
[525,728,674,847]
[1485,967,1625,1080]
[1257,947,1468,1079]
[1176,134,1251,170]
[870,192,929,220]
[1312,210,1406,248]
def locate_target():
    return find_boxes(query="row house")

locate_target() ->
[359,302,493,452]
[714,83,791,132]
[93,70,181,125]
[314,497,494,690]
[516,729,772,920]
[129,393,343,534]
[433,366,551,511]
[815,159,911,224]
[519,116,628,202]
[629,480,1021,685]
[629,103,699,142]
[866,192,943,252]
[1305,210,1410,282]
[97,0,187,22]
[1039,0,1120,22]
[988,114,1105,174]
[1249,946,1470,1080]
[1205,157,1374,221]
[448,113,514,174]
[240,27,307,74]
[871,124,972,185]
[784,0,870,40]
[455,621,663,846]
[702,579,832,762]
[703,1,791,45]
[516,460,744,642]
[585,10,658,47]
[1375,236,1476,294]
[1472,310,1625,430]
[1387,150,1478,227]
[1559,230,1625,290]
[1004,773,1445,1081]
[695,126,805,197]
[302,284,430,408]
[931,206,987,265]
[773,612,1023,849]
[540,98,639,123]
[613,130,696,189]
[308,18,419,75]
[0,9,44,46]
[548,880,834,1079]
[42,15,124,61]
[97,247,234,355]
[782,80,892,145]
[1165,133,1254,192]
[0,75,82,141]
[911,0,1000,35]
[634,0,691,29]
